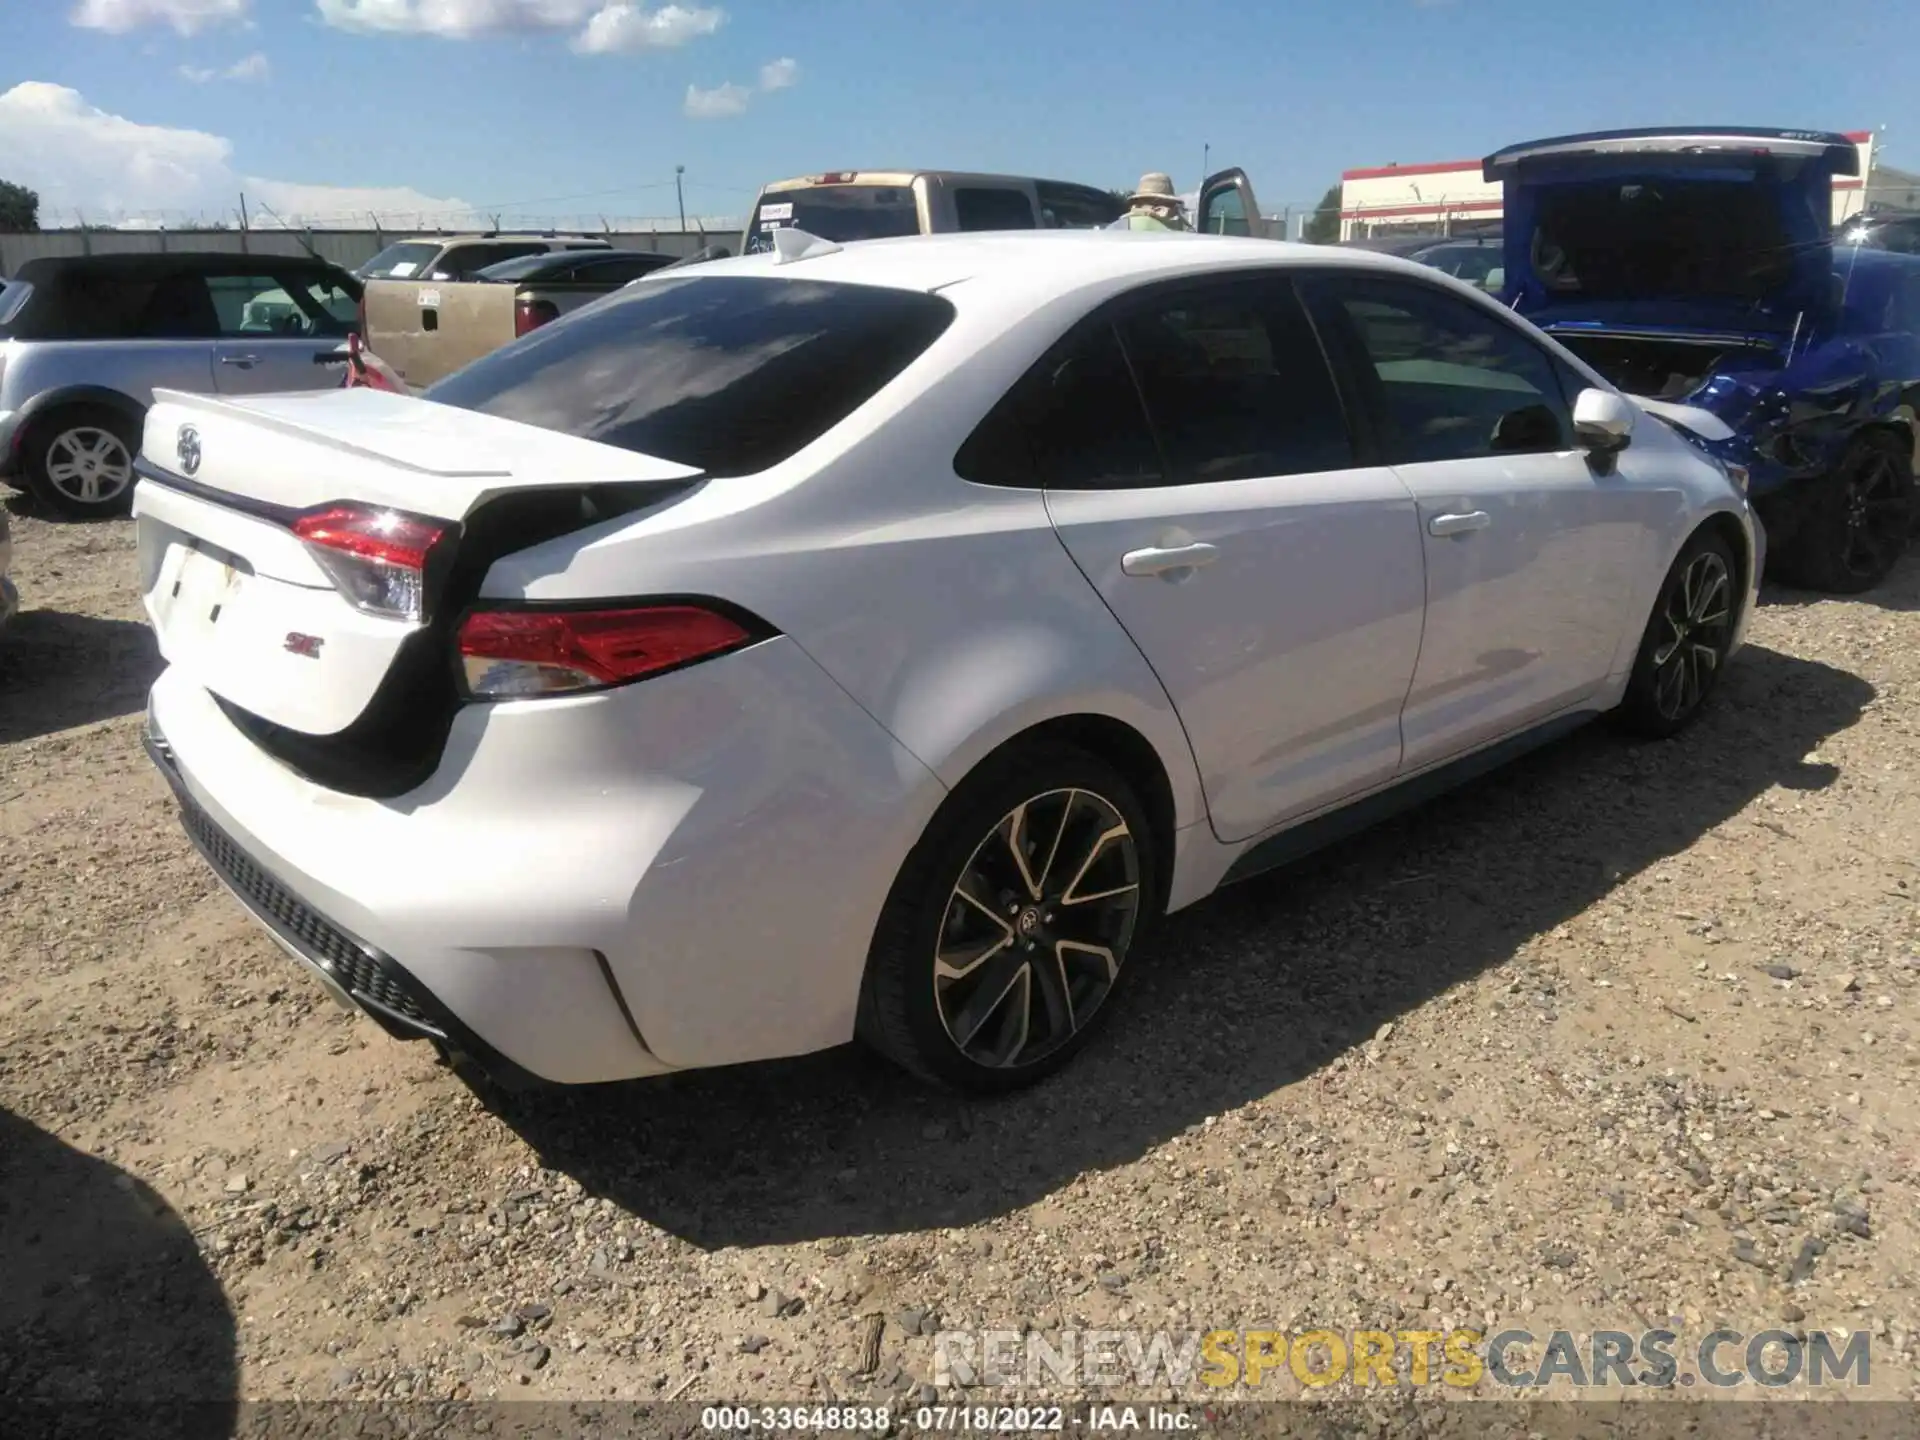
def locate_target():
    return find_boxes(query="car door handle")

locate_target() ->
[219,354,259,368]
[1121,542,1219,577]
[1428,510,1491,537]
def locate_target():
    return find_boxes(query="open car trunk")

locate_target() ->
[1545,328,1786,400]
[1483,128,1857,346]
[133,387,702,795]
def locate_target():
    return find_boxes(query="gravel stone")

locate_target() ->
[4,512,1918,1405]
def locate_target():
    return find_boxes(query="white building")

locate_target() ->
[1339,131,1900,241]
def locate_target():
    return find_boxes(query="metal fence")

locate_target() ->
[0,224,740,276]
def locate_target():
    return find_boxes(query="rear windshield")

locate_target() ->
[423,275,957,476]
[1529,179,1793,301]
[744,185,922,253]
[357,242,442,279]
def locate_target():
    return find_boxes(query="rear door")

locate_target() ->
[1300,270,1644,769]
[207,267,351,395]
[965,272,1426,841]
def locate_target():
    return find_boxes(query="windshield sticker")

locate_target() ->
[759,202,794,222]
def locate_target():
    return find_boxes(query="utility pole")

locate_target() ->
[238,191,250,230]
[675,165,687,231]
[1201,143,1209,183]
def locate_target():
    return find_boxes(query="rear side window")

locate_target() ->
[424,276,956,477]
[953,188,1038,232]
[956,323,1163,489]
[1115,281,1353,482]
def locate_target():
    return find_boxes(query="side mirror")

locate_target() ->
[1572,387,1635,452]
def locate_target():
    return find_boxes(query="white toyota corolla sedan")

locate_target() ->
[133,227,1762,1093]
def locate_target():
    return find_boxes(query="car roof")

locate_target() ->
[14,252,349,283]
[672,229,1432,304]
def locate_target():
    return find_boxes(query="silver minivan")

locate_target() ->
[740,168,1268,253]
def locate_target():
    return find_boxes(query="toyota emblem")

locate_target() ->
[176,424,201,476]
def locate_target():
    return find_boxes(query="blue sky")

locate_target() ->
[1,0,1914,229]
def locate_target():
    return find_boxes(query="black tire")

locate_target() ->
[1775,430,1915,594]
[21,404,141,520]
[857,742,1158,1093]
[1611,529,1741,740]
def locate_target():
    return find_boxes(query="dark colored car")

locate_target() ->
[1406,235,1504,291]
[1836,210,1920,256]
[1485,127,1920,593]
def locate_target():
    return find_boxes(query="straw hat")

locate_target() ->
[1128,172,1183,207]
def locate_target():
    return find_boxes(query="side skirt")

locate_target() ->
[1220,709,1600,888]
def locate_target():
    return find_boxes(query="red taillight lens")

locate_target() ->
[514,298,560,337]
[291,504,448,622]
[457,605,755,698]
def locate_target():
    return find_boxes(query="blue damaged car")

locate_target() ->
[1484,127,1920,593]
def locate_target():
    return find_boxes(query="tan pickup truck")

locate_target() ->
[361,247,679,390]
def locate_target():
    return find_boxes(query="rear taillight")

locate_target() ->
[514,298,560,337]
[456,605,756,698]
[291,504,448,622]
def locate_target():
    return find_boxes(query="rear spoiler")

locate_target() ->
[1484,127,1861,181]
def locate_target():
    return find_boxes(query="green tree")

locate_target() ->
[0,179,39,233]
[1301,183,1343,245]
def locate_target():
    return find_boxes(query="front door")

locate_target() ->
[1301,271,1640,770]
[1013,274,1426,841]
[1194,168,1264,238]
[208,267,353,395]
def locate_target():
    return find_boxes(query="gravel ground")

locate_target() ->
[2,490,1917,1420]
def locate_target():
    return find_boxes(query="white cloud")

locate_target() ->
[314,0,723,52]
[179,51,271,82]
[0,82,473,227]
[682,81,748,119]
[574,3,722,53]
[71,0,250,33]
[757,55,797,91]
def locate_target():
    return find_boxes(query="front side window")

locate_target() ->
[425,275,956,477]
[1115,280,1354,482]
[209,271,350,336]
[1308,275,1573,464]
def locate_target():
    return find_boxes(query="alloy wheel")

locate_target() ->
[1839,451,1913,581]
[44,427,135,507]
[932,787,1141,1070]
[1650,549,1733,722]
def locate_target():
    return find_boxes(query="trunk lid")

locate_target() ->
[134,387,700,747]
[1484,128,1857,337]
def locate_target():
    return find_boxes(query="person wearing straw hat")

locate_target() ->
[1121,172,1190,231]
